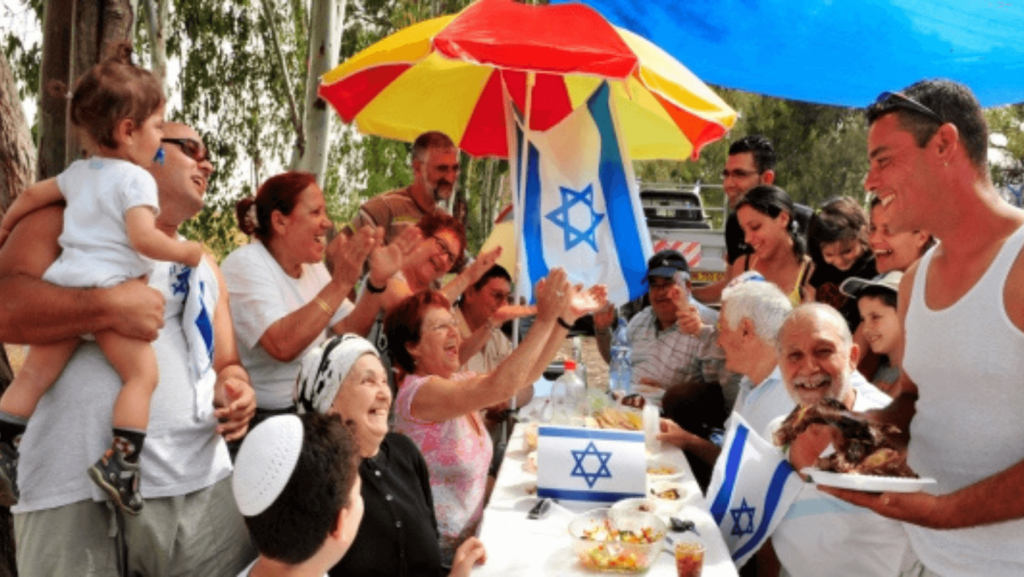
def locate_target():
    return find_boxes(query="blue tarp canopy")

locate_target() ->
[556,0,1024,108]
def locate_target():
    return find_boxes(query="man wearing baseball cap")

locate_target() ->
[595,249,726,485]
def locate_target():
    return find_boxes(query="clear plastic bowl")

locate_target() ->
[568,508,667,573]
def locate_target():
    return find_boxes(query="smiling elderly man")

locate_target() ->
[766,304,907,577]
[658,276,794,466]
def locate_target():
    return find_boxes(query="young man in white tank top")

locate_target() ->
[820,80,1024,575]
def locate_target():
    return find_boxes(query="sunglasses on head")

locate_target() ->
[161,138,210,163]
[870,91,944,125]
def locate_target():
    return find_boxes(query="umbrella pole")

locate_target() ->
[506,72,535,440]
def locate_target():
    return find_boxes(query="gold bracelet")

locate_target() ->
[315,297,335,316]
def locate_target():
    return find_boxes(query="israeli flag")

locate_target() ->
[506,81,652,305]
[174,261,218,421]
[706,412,804,568]
[536,426,646,503]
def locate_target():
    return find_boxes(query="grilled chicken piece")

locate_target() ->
[774,398,917,478]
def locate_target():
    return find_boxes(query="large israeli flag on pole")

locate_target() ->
[706,412,804,568]
[505,81,652,305]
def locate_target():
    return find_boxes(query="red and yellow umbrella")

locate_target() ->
[320,0,736,160]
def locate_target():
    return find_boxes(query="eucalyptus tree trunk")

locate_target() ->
[262,0,304,167]
[66,0,135,164]
[293,0,344,184]
[0,45,27,577]
[0,51,36,214]
[36,0,74,180]
[140,0,169,94]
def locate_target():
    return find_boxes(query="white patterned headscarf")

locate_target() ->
[294,334,379,415]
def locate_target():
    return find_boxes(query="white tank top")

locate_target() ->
[903,224,1024,575]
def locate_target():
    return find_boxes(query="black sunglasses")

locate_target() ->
[869,91,944,125]
[161,138,210,163]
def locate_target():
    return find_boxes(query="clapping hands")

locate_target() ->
[566,284,608,322]
[366,225,428,288]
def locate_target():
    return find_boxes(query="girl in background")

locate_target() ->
[734,185,811,307]
[806,196,877,334]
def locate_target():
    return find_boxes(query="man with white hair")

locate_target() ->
[657,275,794,464]
[768,303,907,577]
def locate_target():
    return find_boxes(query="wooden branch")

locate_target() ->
[260,0,305,158]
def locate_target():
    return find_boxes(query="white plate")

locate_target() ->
[801,468,937,493]
[646,459,684,481]
[648,480,688,509]
[610,497,660,516]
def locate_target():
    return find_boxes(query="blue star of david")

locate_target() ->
[570,441,613,488]
[545,184,605,252]
[730,498,756,537]
[172,266,191,297]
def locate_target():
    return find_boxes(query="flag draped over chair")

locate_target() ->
[506,81,653,306]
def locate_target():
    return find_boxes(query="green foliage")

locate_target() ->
[635,87,870,217]
[20,0,1024,258]
[985,104,1024,189]
[179,194,244,263]
[2,32,39,101]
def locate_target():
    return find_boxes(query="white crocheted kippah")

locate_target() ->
[232,414,304,517]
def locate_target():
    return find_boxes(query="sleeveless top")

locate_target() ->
[746,255,810,308]
[903,224,1024,575]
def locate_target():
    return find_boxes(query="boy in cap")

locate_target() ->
[840,271,904,397]
[233,413,362,577]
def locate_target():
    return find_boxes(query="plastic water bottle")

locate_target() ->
[551,360,585,423]
[565,360,588,410]
[609,317,633,396]
[572,336,588,390]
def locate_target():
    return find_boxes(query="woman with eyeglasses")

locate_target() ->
[733,185,812,307]
[338,213,504,368]
[362,212,500,310]
[383,271,605,565]
[221,171,427,429]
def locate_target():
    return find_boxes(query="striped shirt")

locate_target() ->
[627,304,721,390]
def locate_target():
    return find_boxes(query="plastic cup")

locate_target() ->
[643,403,660,452]
[674,540,705,577]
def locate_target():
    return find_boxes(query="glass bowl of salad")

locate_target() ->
[568,508,667,573]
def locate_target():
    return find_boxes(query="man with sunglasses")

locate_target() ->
[0,122,258,575]
[344,131,460,246]
[810,80,1024,575]
[692,136,811,304]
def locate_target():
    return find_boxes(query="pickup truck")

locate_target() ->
[639,184,728,284]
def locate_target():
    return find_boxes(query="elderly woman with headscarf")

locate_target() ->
[294,334,487,577]
[383,269,605,563]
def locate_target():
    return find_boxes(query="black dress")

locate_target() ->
[329,433,445,577]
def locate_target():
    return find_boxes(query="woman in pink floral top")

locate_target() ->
[385,270,604,563]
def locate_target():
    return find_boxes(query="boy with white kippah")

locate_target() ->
[233,413,363,577]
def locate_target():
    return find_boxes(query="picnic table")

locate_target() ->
[473,407,739,576]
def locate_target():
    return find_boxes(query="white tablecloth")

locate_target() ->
[473,424,739,576]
